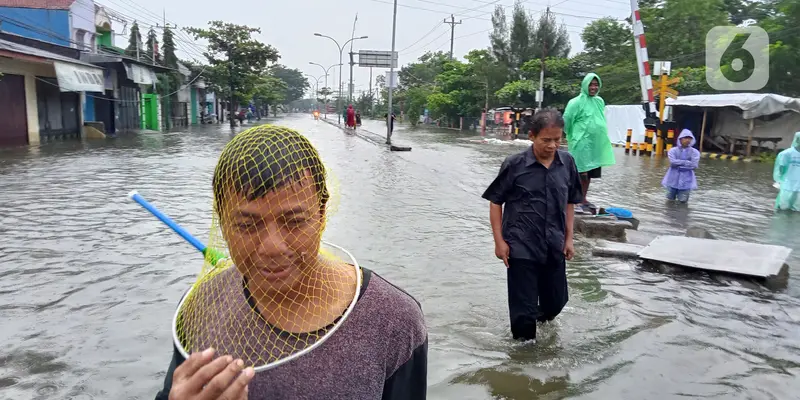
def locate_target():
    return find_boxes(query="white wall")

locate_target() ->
[69,0,96,51]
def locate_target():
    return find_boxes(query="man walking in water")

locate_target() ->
[482,108,583,342]
[563,73,616,213]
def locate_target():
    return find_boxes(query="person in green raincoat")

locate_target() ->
[563,73,616,212]
[773,131,800,212]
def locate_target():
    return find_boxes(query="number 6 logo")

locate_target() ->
[705,26,769,91]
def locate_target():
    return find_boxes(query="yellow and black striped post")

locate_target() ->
[514,112,521,139]
[631,142,638,156]
[645,129,655,156]
[655,128,665,156]
[625,128,633,154]
[666,129,675,151]
[638,142,646,156]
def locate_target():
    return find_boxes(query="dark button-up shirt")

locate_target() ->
[482,147,583,262]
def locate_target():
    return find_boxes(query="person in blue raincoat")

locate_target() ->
[662,129,700,203]
[773,131,800,212]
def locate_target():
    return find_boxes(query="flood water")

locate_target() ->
[1,114,798,400]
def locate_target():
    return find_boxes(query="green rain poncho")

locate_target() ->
[563,73,616,173]
[773,131,800,211]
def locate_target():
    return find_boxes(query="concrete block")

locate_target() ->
[576,219,632,241]
[592,240,644,258]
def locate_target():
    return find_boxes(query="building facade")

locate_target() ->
[0,0,170,147]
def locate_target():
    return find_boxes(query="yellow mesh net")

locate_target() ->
[174,125,360,370]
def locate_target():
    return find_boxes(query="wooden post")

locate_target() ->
[746,119,754,156]
[699,110,707,153]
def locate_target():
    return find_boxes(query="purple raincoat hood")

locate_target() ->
[678,129,696,147]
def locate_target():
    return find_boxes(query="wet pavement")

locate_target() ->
[0,114,798,399]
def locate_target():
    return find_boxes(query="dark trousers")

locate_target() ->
[507,253,568,340]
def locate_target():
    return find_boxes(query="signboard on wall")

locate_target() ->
[358,50,398,68]
[54,61,105,92]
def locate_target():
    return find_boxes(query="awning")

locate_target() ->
[0,38,105,92]
[54,61,105,92]
[666,93,800,119]
[123,62,157,85]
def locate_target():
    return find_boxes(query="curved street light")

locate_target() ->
[304,74,323,111]
[313,33,369,124]
[309,62,341,118]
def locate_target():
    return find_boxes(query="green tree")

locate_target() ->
[161,27,178,68]
[126,21,142,59]
[252,74,287,116]
[186,21,280,127]
[640,0,729,67]
[404,86,432,125]
[269,65,309,104]
[145,28,159,64]
[581,18,634,66]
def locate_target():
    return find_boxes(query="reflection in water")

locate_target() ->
[663,200,691,230]
[0,116,798,399]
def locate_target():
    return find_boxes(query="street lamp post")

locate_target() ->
[304,74,322,110]
[310,62,340,118]
[314,33,368,125]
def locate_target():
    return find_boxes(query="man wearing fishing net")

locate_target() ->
[153,125,428,399]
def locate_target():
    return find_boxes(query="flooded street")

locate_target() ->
[1,114,799,400]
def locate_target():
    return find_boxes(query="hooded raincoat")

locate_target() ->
[773,132,800,211]
[346,105,356,128]
[662,129,700,190]
[563,73,616,173]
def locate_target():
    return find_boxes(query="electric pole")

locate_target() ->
[536,7,550,110]
[368,67,373,116]
[348,13,358,103]
[443,14,461,60]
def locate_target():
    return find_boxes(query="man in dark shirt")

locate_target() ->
[482,108,584,341]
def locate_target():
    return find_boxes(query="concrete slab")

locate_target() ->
[638,236,792,279]
[592,240,645,258]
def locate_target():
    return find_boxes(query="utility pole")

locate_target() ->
[368,67,373,117]
[348,13,358,103]
[443,14,462,60]
[386,0,399,145]
[536,7,549,110]
[349,51,355,103]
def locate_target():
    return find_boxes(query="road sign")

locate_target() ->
[358,50,398,68]
[386,70,398,88]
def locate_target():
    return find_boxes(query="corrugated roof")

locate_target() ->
[0,0,74,9]
[0,37,101,69]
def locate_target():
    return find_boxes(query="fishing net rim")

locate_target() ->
[170,240,362,372]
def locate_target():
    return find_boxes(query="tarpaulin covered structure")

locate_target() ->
[666,93,800,155]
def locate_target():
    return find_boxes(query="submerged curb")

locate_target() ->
[611,143,760,162]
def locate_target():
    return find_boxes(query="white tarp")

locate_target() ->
[605,104,646,144]
[53,61,105,92]
[711,108,800,146]
[124,62,156,85]
[665,93,800,119]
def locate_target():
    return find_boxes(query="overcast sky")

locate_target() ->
[100,0,632,97]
